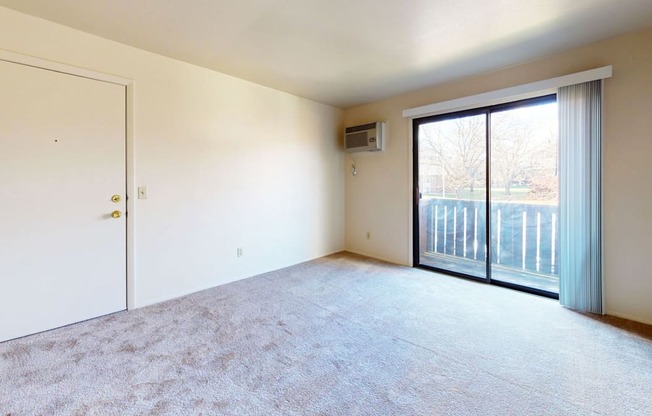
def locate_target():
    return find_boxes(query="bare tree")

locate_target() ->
[418,104,557,202]
[491,113,539,197]
[419,116,485,197]
[526,127,558,201]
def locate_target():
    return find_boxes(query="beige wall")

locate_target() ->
[0,7,345,307]
[344,26,652,325]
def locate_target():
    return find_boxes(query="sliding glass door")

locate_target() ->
[416,112,487,279]
[414,96,559,296]
[489,101,559,293]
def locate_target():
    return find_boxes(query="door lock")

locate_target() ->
[111,195,121,203]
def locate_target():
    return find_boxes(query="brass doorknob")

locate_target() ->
[111,210,122,219]
[111,195,121,203]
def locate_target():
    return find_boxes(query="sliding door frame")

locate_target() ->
[413,94,559,299]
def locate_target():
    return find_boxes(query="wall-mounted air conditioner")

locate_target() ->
[344,121,385,152]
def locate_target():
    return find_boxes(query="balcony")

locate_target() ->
[419,196,559,294]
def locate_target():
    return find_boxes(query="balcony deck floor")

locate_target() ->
[420,251,559,294]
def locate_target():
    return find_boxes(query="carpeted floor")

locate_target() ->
[1,252,651,415]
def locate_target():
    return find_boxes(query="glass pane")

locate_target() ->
[489,101,559,293]
[418,114,487,278]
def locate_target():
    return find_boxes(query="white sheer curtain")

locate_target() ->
[558,80,603,313]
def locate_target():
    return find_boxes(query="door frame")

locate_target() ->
[0,49,137,310]
[411,95,559,299]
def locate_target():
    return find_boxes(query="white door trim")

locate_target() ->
[0,48,137,310]
[0,49,131,85]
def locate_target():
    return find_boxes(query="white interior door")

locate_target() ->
[0,60,126,342]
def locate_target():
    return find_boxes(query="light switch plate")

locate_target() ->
[137,186,147,199]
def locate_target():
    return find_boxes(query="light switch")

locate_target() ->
[138,186,147,199]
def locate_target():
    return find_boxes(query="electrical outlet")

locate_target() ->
[366,232,371,240]
[237,247,244,257]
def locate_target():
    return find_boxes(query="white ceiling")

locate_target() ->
[2,0,652,108]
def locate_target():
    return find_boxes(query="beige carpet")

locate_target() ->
[1,252,651,415]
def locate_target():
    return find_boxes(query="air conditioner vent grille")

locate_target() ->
[345,122,377,134]
[346,132,370,149]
